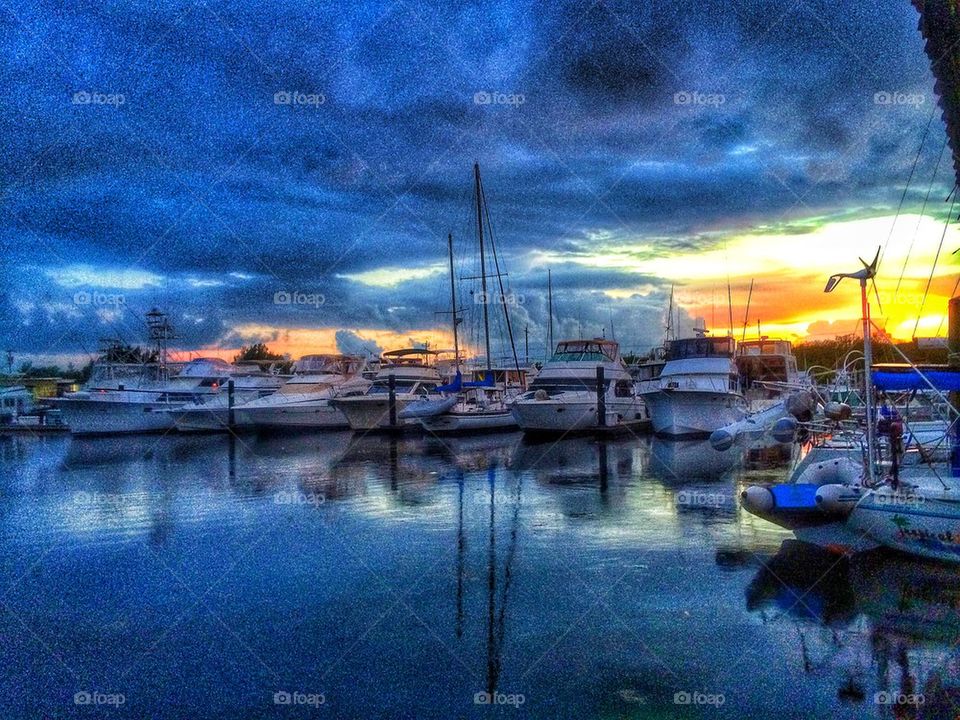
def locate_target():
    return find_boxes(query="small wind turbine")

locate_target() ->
[824,247,880,484]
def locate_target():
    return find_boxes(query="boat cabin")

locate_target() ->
[735,339,799,386]
[550,339,621,363]
[665,336,736,361]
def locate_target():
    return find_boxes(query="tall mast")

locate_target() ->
[448,233,460,372]
[547,269,554,353]
[475,162,492,373]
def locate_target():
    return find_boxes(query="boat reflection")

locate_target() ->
[745,540,960,712]
[649,437,743,481]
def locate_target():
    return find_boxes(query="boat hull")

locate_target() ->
[234,403,349,430]
[55,397,179,435]
[419,409,517,434]
[329,396,422,431]
[643,389,747,438]
[848,492,960,563]
[510,396,645,434]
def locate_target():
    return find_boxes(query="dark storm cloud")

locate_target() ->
[0,0,945,358]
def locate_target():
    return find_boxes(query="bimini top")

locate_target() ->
[550,339,620,363]
[872,363,960,391]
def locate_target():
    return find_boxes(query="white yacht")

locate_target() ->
[168,361,289,432]
[55,357,254,435]
[227,354,370,431]
[329,349,445,431]
[510,339,645,434]
[641,331,747,438]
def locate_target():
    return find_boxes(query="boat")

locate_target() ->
[639,326,747,438]
[415,166,528,436]
[329,349,446,431]
[510,338,646,434]
[176,354,368,432]
[168,363,287,432]
[56,357,281,436]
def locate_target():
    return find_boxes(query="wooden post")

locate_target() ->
[596,366,606,428]
[388,374,397,428]
[227,379,235,429]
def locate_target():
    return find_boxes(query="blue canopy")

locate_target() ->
[436,371,463,394]
[463,370,496,389]
[872,367,960,392]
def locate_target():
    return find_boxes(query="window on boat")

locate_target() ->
[666,337,734,360]
[527,378,610,396]
[551,341,617,362]
[369,380,421,393]
[614,380,633,397]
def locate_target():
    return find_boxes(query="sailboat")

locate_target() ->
[414,164,526,435]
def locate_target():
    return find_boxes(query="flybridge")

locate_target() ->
[665,337,736,361]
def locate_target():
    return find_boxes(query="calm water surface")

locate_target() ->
[1,431,958,718]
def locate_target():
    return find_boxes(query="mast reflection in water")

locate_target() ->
[1,431,958,718]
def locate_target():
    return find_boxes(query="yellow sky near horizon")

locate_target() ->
[177,213,960,360]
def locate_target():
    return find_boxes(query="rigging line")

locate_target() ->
[479,178,522,377]
[912,191,957,339]
[895,135,948,297]
[880,101,939,269]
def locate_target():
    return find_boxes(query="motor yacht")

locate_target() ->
[510,338,645,434]
[329,349,445,431]
[640,330,747,438]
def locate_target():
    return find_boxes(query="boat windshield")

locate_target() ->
[667,337,735,360]
[550,340,618,362]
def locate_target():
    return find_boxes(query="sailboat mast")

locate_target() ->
[547,269,554,352]
[475,162,492,373]
[448,233,460,372]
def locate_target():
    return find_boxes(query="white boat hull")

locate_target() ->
[643,390,747,438]
[330,396,421,431]
[419,409,517,434]
[56,397,179,435]
[848,491,960,563]
[510,395,645,434]
[234,403,349,430]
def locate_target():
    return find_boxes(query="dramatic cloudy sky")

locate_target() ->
[2,0,959,366]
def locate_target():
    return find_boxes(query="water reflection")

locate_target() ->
[746,540,960,714]
[5,431,959,718]
[649,437,743,480]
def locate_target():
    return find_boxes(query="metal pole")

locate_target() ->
[448,233,460,372]
[475,163,492,374]
[860,279,875,484]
